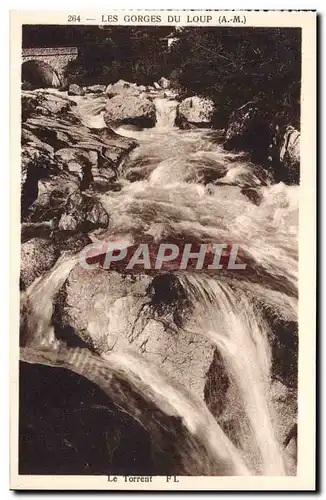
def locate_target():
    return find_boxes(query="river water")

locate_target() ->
[21,91,298,476]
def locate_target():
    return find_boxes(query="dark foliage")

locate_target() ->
[23,25,301,127]
[169,27,301,127]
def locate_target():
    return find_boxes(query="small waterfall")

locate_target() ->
[20,253,80,348]
[21,256,250,476]
[154,97,178,130]
[177,273,286,475]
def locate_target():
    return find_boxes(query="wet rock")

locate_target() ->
[176,96,215,129]
[22,91,73,121]
[68,83,85,96]
[158,77,170,89]
[85,84,106,94]
[96,127,137,151]
[21,127,54,154]
[28,172,80,223]
[58,213,80,232]
[106,79,141,98]
[224,103,300,184]
[21,145,58,219]
[104,95,156,128]
[283,424,297,476]
[20,237,59,289]
[55,147,87,166]
[147,273,190,328]
[240,187,263,206]
[277,126,300,184]
[22,93,39,121]
[85,200,110,229]
[55,147,95,186]
[58,268,215,398]
[58,191,109,233]
[153,82,161,90]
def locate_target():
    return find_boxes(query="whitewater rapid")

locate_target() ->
[21,91,298,476]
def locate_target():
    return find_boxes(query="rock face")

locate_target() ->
[68,84,85,96]
[57,191,109,233]
[224,102,300,184]
[21,89,138,288]
[104,94,156,128]
[176,96,215,129]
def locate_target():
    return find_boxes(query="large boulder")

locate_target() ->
[57,269,215,399]
[176,96,215,129]
[105,80,141,98]
[104,95,156,128]
[68,84,85,96]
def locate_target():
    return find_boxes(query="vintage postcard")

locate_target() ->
[10,10,316,491]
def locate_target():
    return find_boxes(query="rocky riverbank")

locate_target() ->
[21,87,137,288]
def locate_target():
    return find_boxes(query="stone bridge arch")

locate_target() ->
[22,47,78,88]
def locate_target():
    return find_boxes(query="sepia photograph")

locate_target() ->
[10,10,316,490]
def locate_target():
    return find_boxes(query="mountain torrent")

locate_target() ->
[20,85,298,476]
